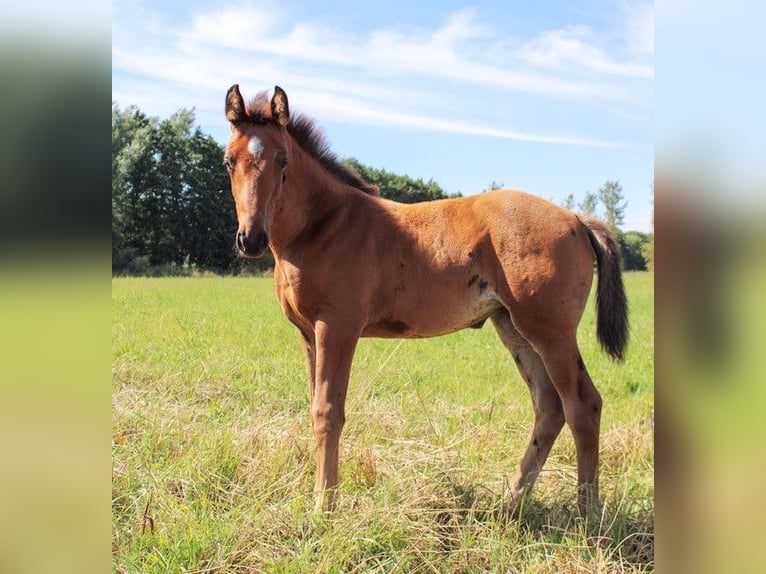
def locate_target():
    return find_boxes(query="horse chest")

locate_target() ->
[276,263,361,329]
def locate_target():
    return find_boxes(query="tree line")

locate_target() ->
[112,105,236,274]
[561,181,654,271]
[112,105,652,275]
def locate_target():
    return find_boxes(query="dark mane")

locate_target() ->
[245,93,378,196]
[288,115,379,195]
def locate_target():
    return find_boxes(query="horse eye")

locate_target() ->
[223,157,234,171]
[277,156,288,171]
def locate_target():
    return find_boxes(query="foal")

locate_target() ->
[223,84,628,512]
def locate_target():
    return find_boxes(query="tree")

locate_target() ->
[112,104,237,274]
[641,236,654,271]
[344,157,459,203]
[579,191,599,216]
[112,104,160,271]
[618,231,650,271]
[643,183,654,271]
[598,180,627,233]
[182,129,238,271]
[151,109,196,265]
[484,180,504,193]
[562,193,576,210]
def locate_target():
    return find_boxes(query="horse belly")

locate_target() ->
[363,284,501,339]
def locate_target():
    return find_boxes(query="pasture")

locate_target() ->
[112,272,653,572]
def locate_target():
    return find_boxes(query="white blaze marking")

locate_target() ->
[248,136,263,156]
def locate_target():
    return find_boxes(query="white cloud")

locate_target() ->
[430,8,487,45]
[512,0,654,81]
[514,25,653,79]
[113,3,651,147]
[168,4,650,101]
[301,90,628,148]
[188,6,279,51]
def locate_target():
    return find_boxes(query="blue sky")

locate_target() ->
[113,0,654,231]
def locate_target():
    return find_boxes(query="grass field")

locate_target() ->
[112,272,654,573]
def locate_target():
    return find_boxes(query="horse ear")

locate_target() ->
[271,86,290,127]
[225,84,247,124]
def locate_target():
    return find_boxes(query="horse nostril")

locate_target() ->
[236,231,247,252]
[236,230,268,256]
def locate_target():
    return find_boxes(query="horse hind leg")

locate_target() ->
[491,311,565,509]
[536,338,603,512]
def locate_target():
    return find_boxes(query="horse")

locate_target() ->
[223,84,628,513]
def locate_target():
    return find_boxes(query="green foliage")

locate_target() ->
[618,231,652,271]
[112,273,654,572]
[641,235,654,271]
[598,180,627,233]
[112,104,239,275]
[579,191,599,216]
[345,157,460,203]
[484,180,504,192]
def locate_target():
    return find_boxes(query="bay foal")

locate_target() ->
[223,85,628,512]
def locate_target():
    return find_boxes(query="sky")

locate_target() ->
[113,0,654,231]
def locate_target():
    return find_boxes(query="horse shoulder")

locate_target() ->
[273,259,314,331]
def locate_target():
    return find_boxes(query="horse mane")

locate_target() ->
[245,92,379,196]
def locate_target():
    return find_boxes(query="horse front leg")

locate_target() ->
[311,319,359,512]
[299,329,316,403]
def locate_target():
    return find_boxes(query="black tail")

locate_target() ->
[578,215,629,361]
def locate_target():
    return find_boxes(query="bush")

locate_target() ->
[618,231,651,271]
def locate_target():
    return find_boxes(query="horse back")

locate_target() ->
[363,190,595,337]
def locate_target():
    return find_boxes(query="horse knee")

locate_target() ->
[580,384,602,423]
[571,374,602,415]
[532,419,562,454]
[311,402,345,438]
[535,388,565,425]
[548,406,566,433]
[590,389,603,417]
[563,389,602,450]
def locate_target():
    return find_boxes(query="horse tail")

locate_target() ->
[577,215,629,361]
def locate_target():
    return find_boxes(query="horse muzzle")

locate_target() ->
[236,230,269,259]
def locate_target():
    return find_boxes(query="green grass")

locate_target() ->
[112,272,654,573]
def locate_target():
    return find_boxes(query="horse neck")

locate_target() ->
[270,140,356,257]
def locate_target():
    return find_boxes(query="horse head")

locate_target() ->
[224,84,291,258]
